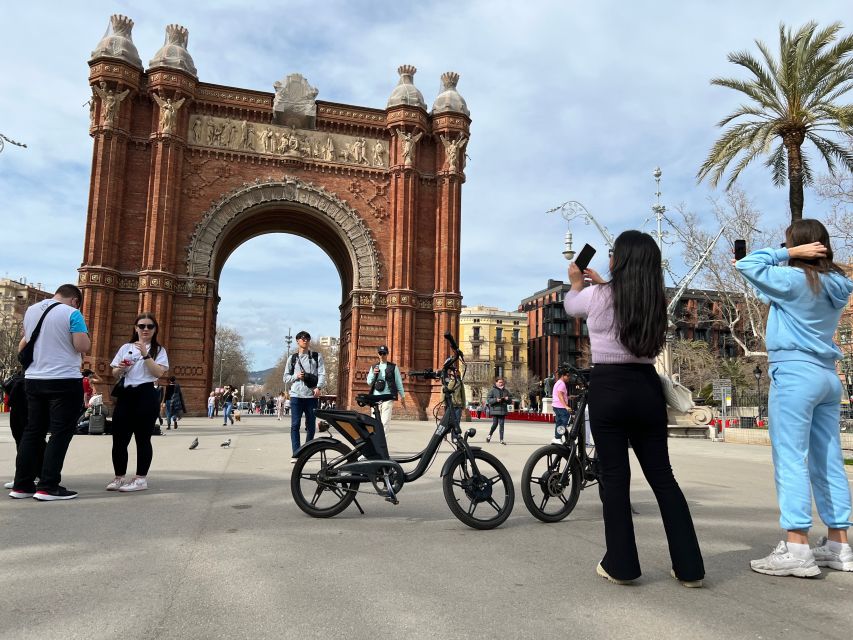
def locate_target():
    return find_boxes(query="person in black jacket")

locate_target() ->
[164,376,186,430]
[486,378,511,444]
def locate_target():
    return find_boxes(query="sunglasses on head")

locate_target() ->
[137,323,156,330]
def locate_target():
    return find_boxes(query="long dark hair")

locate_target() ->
[129,312,161,360]
[785,219,847,295]
[608,230,667,358]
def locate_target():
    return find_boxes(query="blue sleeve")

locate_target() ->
[735,248,795,303]
[395,365,405,398]
[69,310,88,333]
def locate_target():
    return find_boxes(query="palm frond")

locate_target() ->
[800,150,814,186]
[726,50,782,106]
[764,142,788,186]
[711,77,782,112]
[807,132,853,175]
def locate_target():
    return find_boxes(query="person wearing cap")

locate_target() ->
[366,345,405,433]
[283,331,326,462]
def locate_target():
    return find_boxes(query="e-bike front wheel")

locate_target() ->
[442,450,514,530]
[291,440,357,518]
[521,444,582,522]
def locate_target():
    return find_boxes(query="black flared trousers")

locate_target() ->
[589,364,704,582]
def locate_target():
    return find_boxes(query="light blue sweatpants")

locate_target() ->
[768,361,852,532]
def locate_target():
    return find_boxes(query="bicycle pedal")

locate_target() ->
[385,496,400,505]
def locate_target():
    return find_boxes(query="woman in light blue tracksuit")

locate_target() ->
[736,219,853,578]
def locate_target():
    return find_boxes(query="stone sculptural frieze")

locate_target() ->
[187,114,389,169]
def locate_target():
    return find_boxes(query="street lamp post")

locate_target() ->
[753,365,763,426]
[218,357,224,389]
[284,328,293,359]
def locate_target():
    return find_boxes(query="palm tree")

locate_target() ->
[698,22,853,221]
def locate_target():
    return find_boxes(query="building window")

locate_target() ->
[472,345,480,359]
[473,327,480,340]
[512,328,519,341]
[496,346,504,359]
[513,347,520,361]
[496,327,503,341]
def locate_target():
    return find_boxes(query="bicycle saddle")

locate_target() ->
[356,393,395,407]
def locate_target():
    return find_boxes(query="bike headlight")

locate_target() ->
[556,425,566,436]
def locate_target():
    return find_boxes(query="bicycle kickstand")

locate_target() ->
[352,496,365,514]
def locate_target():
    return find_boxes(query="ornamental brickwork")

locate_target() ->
[79,15,470,417]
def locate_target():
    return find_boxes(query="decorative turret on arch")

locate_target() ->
[186,176,382,290]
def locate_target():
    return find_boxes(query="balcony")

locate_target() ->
[494,354,506,362]
[494,336,505,344]
[469,335,483,345]
[511,336,522,345]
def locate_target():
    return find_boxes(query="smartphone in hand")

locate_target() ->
[574,244,596,271]
[734,239,747,261]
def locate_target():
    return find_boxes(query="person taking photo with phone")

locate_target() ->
[106,313,169,493]
[564,231,704,587]
[736,219,853,577]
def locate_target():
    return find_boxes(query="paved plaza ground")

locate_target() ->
[0,412,851,640]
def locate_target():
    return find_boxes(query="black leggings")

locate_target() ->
[111,383,160,476]
[589,364,704,582]
[488,416,505,440]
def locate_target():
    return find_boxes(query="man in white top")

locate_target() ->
[10,284,90,501]
[283,330,326,462]
[365,345,405,432]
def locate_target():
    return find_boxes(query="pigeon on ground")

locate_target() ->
[220,439,231,448]
[189,438,199,450]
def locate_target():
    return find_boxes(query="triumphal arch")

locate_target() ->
[78,15,469,417]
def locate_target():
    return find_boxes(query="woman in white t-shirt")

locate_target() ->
[107,313,169,493]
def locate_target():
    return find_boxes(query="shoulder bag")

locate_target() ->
[17,302,62,370]
[659,374,694,413]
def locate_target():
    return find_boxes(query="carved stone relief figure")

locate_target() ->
[440,134,468,173]
[262,128,273,153]
[192,117,202,143]
[372,140,384,167]
[88,98,96,128]
[93,81,130,127]
[152,93,186,134]
[324,136,334,161]
[397,129,424,167]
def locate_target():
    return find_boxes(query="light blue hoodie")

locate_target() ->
[736,247,853,368]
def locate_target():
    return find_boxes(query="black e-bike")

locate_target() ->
[289,333,515,530]
[521,366,602,522]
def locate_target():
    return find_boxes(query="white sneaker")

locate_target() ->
[4,481,13,489]
[812,536,853,572]
[290,457,297,464]
[106,476,126,491]
[750,541,821,577]
[118,477,148,492]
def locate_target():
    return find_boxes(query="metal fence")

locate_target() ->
[715,388,852,431]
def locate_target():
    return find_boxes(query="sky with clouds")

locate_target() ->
[2,1,850,369]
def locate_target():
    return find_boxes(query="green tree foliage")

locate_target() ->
[698,22,853,222]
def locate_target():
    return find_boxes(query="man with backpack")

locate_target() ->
[365,345,405,433]
[283,331,325,463]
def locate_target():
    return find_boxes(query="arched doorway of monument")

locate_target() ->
[209,204,355,410]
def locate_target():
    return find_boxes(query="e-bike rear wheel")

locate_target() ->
[442,450,514,530]
[521,444,582,522]
[291,440,357,517]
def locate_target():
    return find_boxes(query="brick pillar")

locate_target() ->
[385,109,429,418]
[79,60,143,381]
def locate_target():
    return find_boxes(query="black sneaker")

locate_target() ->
[33,487,78,501]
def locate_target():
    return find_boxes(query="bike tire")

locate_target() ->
[291,439,357,518]
[521,444,582,523]
[442,449,514,530]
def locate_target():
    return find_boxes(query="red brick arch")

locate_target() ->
[79,43,468,417]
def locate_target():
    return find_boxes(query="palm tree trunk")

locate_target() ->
[784,138,805,221]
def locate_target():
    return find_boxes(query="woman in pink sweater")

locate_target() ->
[564,230,704,587]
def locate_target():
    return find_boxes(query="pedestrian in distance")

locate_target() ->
[207,391,215,419]
[10,284,90,501]
[152,382,165,436]
[106,313,169,493]
[736,219,853,577]
[283,331,325,463]
[486,378,510,444]
[164,376,186,430]
[564,230,704,588]
[276,391,287,421]
[446,369,466,424]
[221,385,235,425]
[365,344,405,432]
[551,368,572,445]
